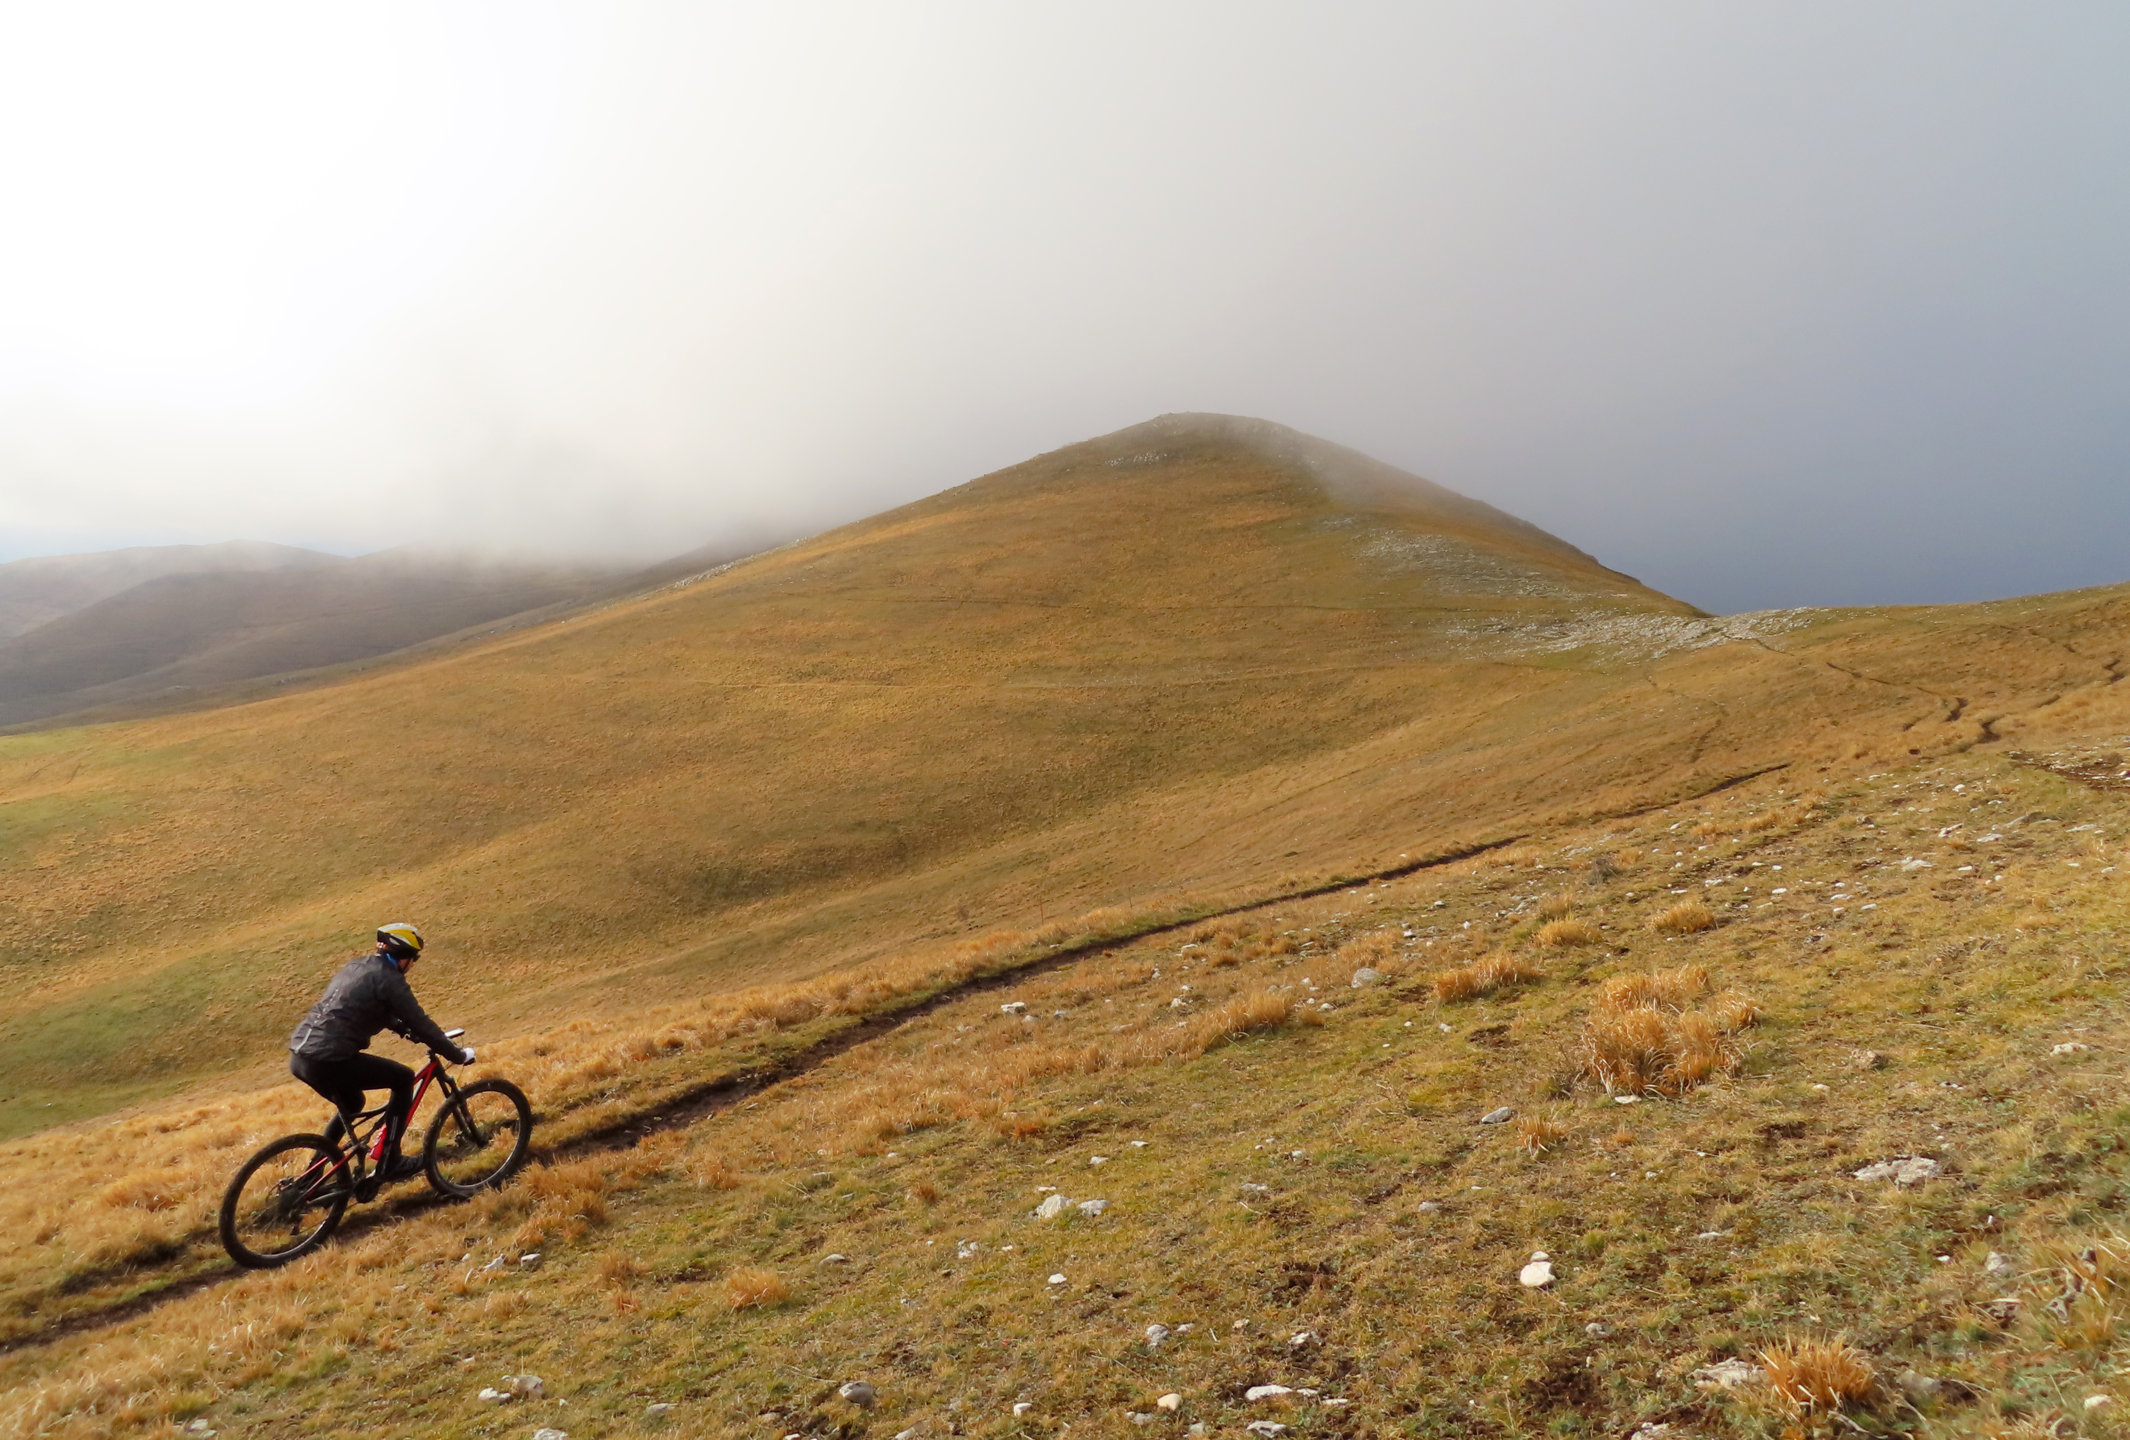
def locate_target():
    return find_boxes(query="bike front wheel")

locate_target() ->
[219,1133,353,1268]
[422,1078,533,1198]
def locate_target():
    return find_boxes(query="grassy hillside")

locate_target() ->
[0,415,2123,1138]
[5,712,2130,1439]
[3,414,2130,1436]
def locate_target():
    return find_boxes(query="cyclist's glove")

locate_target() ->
[460,1047,477,1064]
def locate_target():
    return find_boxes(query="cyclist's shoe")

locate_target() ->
[381,1154,425,1182]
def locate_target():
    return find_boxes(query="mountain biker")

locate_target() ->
[288,923,475,1182]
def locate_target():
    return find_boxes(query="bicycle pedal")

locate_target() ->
[354,1176,381,1203]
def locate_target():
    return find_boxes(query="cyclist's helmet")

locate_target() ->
[376,922,425,960]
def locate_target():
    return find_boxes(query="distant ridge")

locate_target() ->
[0,540,334,641]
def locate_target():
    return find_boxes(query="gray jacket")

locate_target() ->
[289,952,471,1063]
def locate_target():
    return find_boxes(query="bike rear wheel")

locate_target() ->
[220,1134,352,1268]
[423,1078,533,1197]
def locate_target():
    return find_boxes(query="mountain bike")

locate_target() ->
[218,1030,533,1268]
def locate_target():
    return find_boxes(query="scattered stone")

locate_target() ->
[183,1424,216,1437]
[504,1375,544,1400]
[479,1388,508,1404]
[1034,1194,1074,1220]
[1157,1393,1183,1412]
[1077,1199,1109,1217]
[1986,1251,2014,1278]
[1239,1183,1271,1198]
[1480,1106,1515,1125]
[1246,1423,1289,1438]
[1519,1252,1555,1288]
[645,1402,673,1417]
[1696,1231,1725,1241]
[1089,1155,1110,1166]
[1586,1322,1611,1337]
[1350,968,1382,987]
[823,1253,851,1265]
[1288,1330,1318,1348]
[1630,1424,1673,1440]
[517,1252,542,1269]
[1853,1157,1942,1187]
[957,1240,979,1259]
[839,1381,877,1409]
[1049,1273,1067,1285]
[1898,1371,1944,1402]
[1692,1358,1766,1391]
[2086,1395,2114,1412]
[1850,1050,1886,1071]
[531,1431,569,1440]
[1000,1002,1028,1015]
[1145,1324,1171,1349]
[1245,1385,1294,1402]
[1014,1402,1034,1416]
[1417,1200,1442,1214]
[483,1255,506,1272]
[1126,1411,1157,1426]
[2053,1042,2091,1056]
[896,1427,922,1439]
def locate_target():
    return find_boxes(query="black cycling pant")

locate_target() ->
[290,1051,416,1155]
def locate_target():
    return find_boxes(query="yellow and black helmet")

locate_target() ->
[376,922,425,959]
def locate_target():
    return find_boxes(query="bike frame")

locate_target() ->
[305,1049,463,1196]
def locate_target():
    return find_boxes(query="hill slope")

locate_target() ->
[0,411,2118,1138]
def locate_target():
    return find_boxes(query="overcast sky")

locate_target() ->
[1,3,2124,613]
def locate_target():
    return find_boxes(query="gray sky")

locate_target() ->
[2,3,2125,613]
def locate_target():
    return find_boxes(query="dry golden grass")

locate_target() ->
[1579,965,1755,1096]
[1652,899,1716,934]
[1758,1336,1878,1412]
[1536,916,1602,948]
[724,1267,790,1310]
[1430,953,1541,1004]
[1536,891,1577,920]
[1515,1112,1568,1152]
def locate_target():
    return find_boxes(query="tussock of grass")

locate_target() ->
[1430,953,1541,1004]
[1536,892,1577,920]
[1758,1336,1877,1412]
[1579,965,1757,1095]
[1515,1112,1568,1153]
[1652,899,1716,934]
[724,1267,790,1310]
[1536,916,1601,948]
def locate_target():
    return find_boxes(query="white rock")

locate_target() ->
[2086,1395,2114,1412]
[896,1429,922,1440]
[532,1431,570,1440]
[184,1426,216,1437]
[2053,1042,2091,1056]
[1519,1259,1555,1288]
[1480,1106,1515,1124]
[1077,1199,1109,1217]
[1146,1323,1171,1348]
[1127,1412,1157,1426]
[1001,1002,1028,1015]
[1350,968,1382,987]
[517,1252,542,1269]
[1985,1251,2014,1278]
[646,1402,673,1417]
[1090,1155,1110,1166]
[1157,1393,1183,1412]
[505,1375,544,1400]
[1034,1193,1074,1220]
[1692,1359,1766,1390]
[1288,1330,1317,1347]
[1613,1095,1642,1105]
[1417,1200,1442,1214]
[478,1388,507,1403]
[823,1252,851,1265]
[1246,1385,1294,1402]
[1013,1402,1034,1416]
[1049,1273,1067,1285]
[957,1239,979,1259]
[482,1255,506,1272]
[839,1381,877,1408]
[1246,1423,1289,1437]
[1854,1156,1941,1186]
[1630,1424,1673,1440]
[1586,1322,1611,1337]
